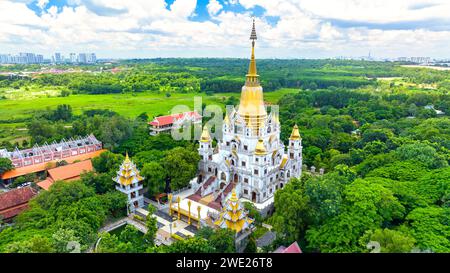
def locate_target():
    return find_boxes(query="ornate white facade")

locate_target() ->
[193,21,303,207]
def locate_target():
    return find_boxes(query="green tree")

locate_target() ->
[160,237,214,253]
[0,158,14,177]
[81,172,115,194]
[6,236,55,253]
[359,228,415,253]
[396,143,448,169]
[144,214,158,248]
[52,228,80,253]
[209,228,236,253]
[162,147,200,191]
[271,178,309,243]
[141,162,166,197]
[119,225,146,252]
[92,151,124,174]
[416,167,450,206]
[244,235,257,253]
[403,207,450,253]
[98,115,133,150]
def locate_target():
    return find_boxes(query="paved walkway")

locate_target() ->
[98,216,148,234]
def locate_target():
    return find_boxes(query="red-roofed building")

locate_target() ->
[273,241,302,253]
[1,135,103,184]
[148,111,201,135]
[0,186,38,222]
[37,160,93,191]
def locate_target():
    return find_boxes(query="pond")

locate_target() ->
[108,223,144,236]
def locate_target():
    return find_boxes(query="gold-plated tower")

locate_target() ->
[237,18,267,133]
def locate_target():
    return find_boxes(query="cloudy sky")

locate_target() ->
[1,0,450,59]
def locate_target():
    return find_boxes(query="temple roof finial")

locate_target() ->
[250,18,257,41]
[246,18,258,79]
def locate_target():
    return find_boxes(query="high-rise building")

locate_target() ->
[87,53,96,63]
[0,53,44,64]
[53,52,61,64]
[77,53,87,64]
[69,53,77,63]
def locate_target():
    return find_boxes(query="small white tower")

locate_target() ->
[198,126,213,162]
[288,124,303,178]
[113,153,145,214]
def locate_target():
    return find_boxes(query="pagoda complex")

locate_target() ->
[113,153,145,214]
[193,20,303,212]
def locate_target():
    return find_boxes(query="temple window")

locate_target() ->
[254,169,258,175]
[242,161,246,167]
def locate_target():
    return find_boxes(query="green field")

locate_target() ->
[0,88,298,143]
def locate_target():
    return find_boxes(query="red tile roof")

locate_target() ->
[0,186,37,220]
[149,111,201,126]
[47,160,93,181]
[36,179,53,191]
[274,241,302,253]
[37,160,93,191]
[1,149,106,180]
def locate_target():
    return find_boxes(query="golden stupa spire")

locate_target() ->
[200,125,211,142]
[237,18,267,131]
[246,18,258,81]
[290,124,301,140]
[125,151,131,163]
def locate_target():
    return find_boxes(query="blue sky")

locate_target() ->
[1,0,450,59]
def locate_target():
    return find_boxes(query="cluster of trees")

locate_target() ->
[24,106,134,150]
[270,87,450,253]
[0,180,127,252]
[6,59,445,96]
[278,88,450,170]
[150,226,237,253]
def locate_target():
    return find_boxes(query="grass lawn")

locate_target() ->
[0,88,298,121]
[0,88,299,143]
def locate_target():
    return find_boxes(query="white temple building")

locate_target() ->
[191,20,303,211]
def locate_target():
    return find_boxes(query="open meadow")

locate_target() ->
[0,88,298,143]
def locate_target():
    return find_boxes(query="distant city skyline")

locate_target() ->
[1,1,450,59]
[0,52,97,64]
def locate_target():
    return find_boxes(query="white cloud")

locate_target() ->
[0,0,449,59]
[207,0,223,16]
[37,0,49,9]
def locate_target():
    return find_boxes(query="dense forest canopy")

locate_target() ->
[2,59,448,96]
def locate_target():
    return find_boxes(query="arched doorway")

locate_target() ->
[233,173,239,183]
[252,192,257,202]
[214,168,218,177]
[221,172,226,181]
[220,182,226,190]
